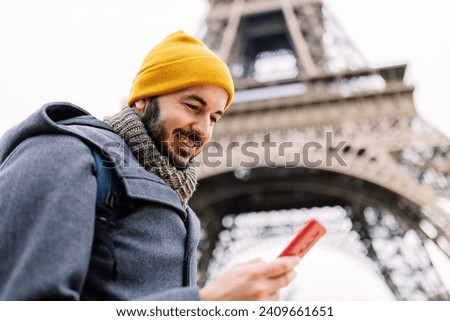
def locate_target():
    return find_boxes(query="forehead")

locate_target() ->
[168,85,228,111]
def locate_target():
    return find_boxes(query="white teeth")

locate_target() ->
[180,136,195,148]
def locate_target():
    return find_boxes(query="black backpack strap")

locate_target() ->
[92,149,116,212]
[54,114,130,280]
[91,148,120,280]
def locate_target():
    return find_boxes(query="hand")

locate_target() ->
[199,256,300,301]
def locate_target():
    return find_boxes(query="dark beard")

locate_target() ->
[141,97,191,168]
[141,97,169,156]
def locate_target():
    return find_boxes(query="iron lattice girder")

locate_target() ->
[192,167,450,300]
[196,0,450,300]
[205,0,366,78]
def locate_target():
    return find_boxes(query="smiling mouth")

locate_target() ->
[181,141,195,148]
[179,136,199,148]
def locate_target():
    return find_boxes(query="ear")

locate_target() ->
[134,99,147,112]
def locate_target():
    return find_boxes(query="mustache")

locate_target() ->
[174,129,203,147]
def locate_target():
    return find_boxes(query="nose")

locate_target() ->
[191,114,213,144]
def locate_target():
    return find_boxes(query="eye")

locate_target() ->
[210,116,218,124]
[185,103,199,112]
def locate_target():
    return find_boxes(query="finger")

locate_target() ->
[235,257,265,266]
[266,291,280,301]
[263,256,301,278]
[262,270,296,295]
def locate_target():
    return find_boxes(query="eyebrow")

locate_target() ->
[183,94,224,116]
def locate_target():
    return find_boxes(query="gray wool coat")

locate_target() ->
[0,103,201,300]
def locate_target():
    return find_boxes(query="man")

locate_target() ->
[0,31,299,300]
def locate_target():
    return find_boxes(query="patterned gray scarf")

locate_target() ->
[104,107,197,208]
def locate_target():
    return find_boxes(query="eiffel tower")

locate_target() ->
[190,0,450,300]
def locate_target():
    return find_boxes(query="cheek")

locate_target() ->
[162,114,188,134]
[157,120,178,140]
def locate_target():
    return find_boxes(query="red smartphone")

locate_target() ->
[278,218,326,258]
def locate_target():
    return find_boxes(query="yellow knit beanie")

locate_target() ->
[128,30,234,109]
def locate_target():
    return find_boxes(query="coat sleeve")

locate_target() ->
[0,134,98,300]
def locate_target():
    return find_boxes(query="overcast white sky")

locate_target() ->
[1,0,449,137]
[1,0,450,298]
